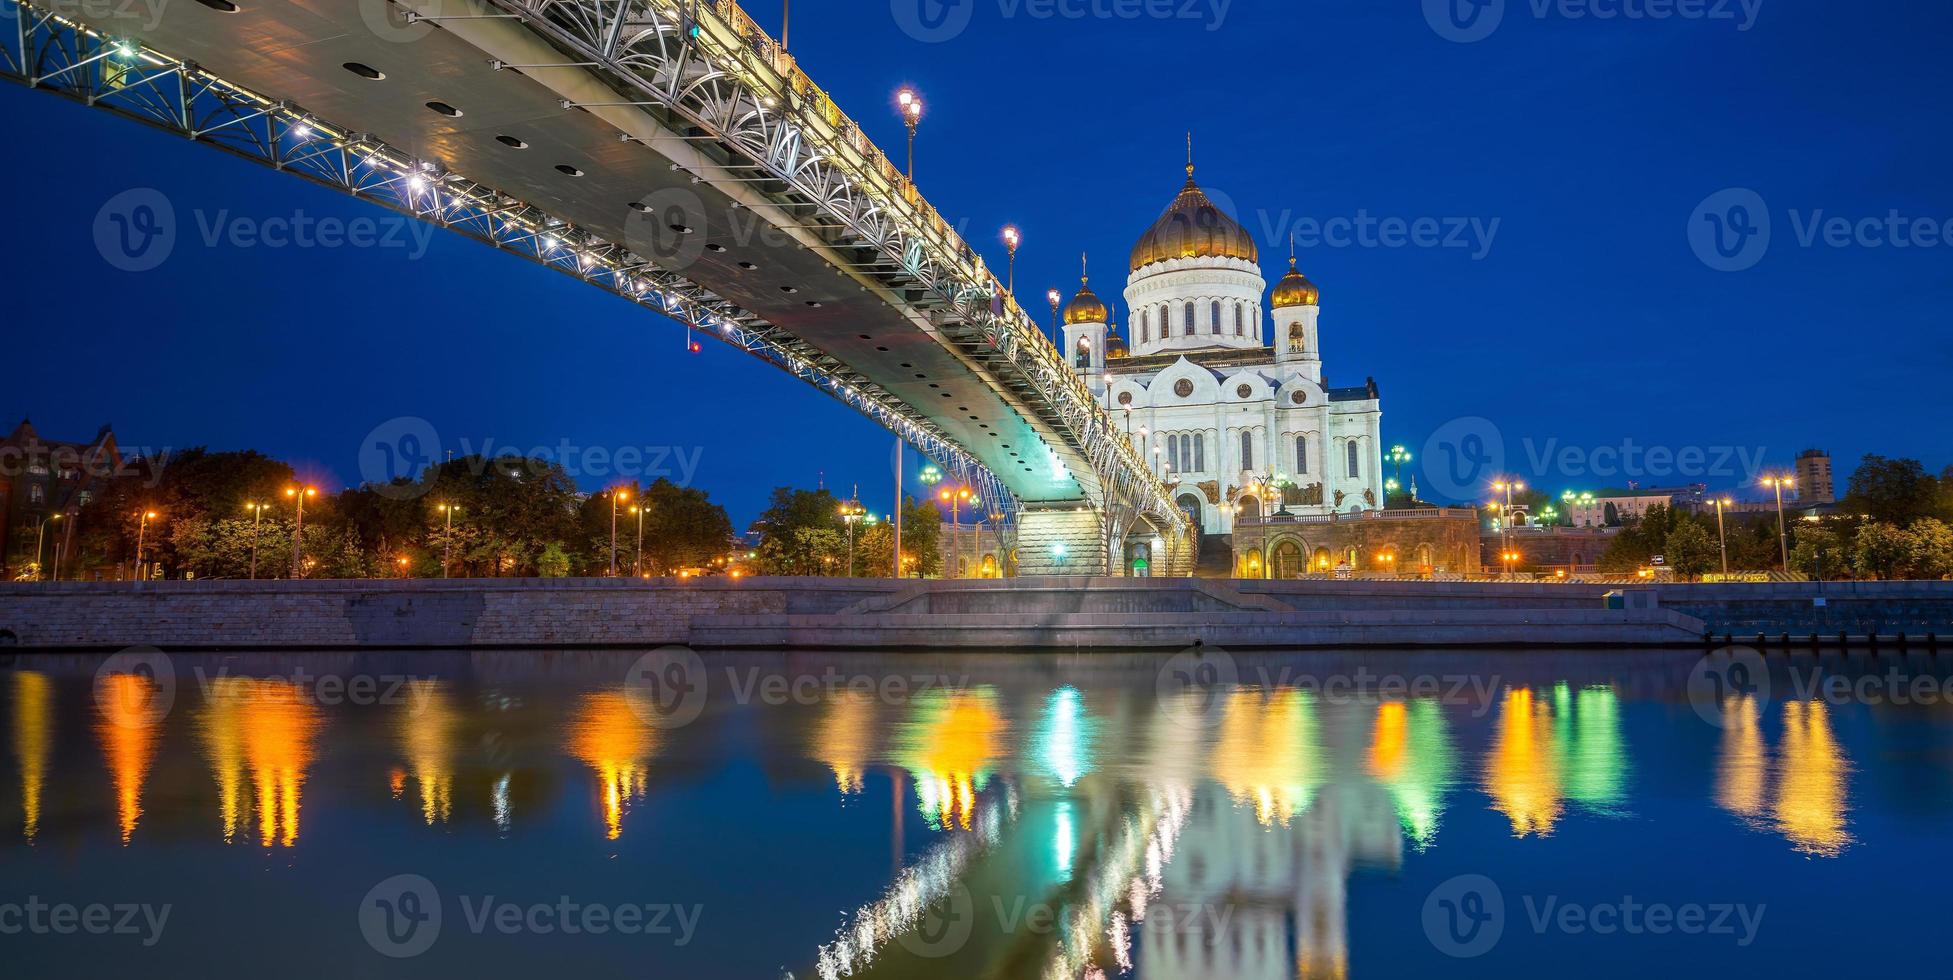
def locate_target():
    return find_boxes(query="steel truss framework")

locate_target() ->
[2,0,1193,561]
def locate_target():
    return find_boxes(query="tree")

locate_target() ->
[1664,521,1718,579]
[752,488,843,576]
[1905,517,1953,579]
[636,478,734,573]
[1852,521,1915,580]
[1789,524,1845,580]
[1843,455,1940,524]
[537,542,572,578]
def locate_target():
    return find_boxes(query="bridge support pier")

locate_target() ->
[1014,509,1109,577]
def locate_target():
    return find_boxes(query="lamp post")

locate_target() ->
[244,501,269,580]
[1387,445,1412,489]
[32,514,61,581]
[1713,496,1732,576]
[1492,478,1524,560]
[1001,225,1020,296]
[939,486,972,578]
[896,88,923,183]
[608,487,631,576]
[134,509,158,582]
[1763,475,1792,572]
[840,498,866,578]
[286,486,316,579]
[632,504,646,577]
[916,465,941,579]
[1047,288,1062,345]
[437,503,459,578]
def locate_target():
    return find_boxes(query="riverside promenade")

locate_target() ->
[3,578,1951,652]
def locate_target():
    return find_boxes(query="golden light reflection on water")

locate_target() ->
[1367,700,1456,847]
[894,688,1006,831]
[198,678,322,848]
[96,672,163,845]
[1211,688,1321,827]
[1714,695,1768,820]
[815,692,874,795]
[569,690,659,840]
[1484,688,1562,836]
[1774,699,1852,857]
[13,672,50,843]
[399,681,457,825]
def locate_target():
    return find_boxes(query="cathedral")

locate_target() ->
[1060,161,1386,543]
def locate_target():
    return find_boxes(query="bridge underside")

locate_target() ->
[10,0,1193,573]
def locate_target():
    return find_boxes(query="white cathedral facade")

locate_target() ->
[1060,163,1385,538]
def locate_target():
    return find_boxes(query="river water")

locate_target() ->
[2,648,1951,977]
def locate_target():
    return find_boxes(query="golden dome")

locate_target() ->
[1105,327,1128,359]
[1129,168,1259,273]
[1063,278,1110,325]
[1271,257,1319,308]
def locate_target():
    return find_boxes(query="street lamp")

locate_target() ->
[1001,225,1021,296]
[244,501,270,580]
[1713,496,1733,576]
[1491,478,1524,561]
[1387,445,1412,487]
[608,486,632,576]
[32,513,62,581]
[437,503,460,578]
[896,88,923,183]
[840,498,866,578]
[1047,288,1062,345]
[285,486,316,579]
[134,509,159,582]
[632,504,647,577]
[939,486,973,578]
[1762,475,1792,572]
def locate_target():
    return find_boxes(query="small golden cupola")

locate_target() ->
[1104,325,1128,360]
[1064,275,1110,325]
[1271,256,1320,309]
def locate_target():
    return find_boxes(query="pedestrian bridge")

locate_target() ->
[3,0,1192,575]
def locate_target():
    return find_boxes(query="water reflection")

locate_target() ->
[199,678,322,848]
[398,681,457,825]
[568,690,659,840]
[96,672,163,844]
[1367,700,1457,848]
[815,692,875,796]
[13,672,50,843]
[1711,695,1854,856]
[1482,685,1628,837]
[1210,689,1322,827]
[893,688,1006,831]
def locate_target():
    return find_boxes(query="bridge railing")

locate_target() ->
[686,1,1180,533]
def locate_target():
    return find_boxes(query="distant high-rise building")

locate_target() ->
[1795,449,1835,504]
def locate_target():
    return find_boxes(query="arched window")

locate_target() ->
[1167,433,1180,472]
[1211,301,1223,335]
[1288,324,1306,354]
[1295,435,1309,475]
[1346,440,1360,479]
[1140,311,1150,343]
[1235,304,1245,336]
[1193,434,1205,472]
[1184,302,1196,337]
[1161,305,1170,338]
[1074,338,1091,369]
[1241,430,1254,471]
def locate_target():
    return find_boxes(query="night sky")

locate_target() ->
[4,0,1949,525]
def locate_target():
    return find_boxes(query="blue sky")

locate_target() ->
[4,0,1949,524]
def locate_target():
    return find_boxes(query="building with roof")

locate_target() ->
[1,418,120,578]
[1795,449,1835,505]
[1058,160,1385,545]
[1564,484,1707,527]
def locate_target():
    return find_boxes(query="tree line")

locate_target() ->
[1596,455,1953,580]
